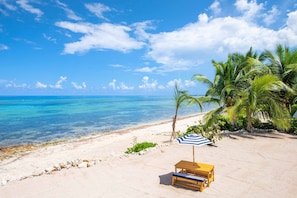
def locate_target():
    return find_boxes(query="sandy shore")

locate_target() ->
[0,113,297,198]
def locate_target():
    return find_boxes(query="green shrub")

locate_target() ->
[185,115,297,142]
[217,115,275,131]
[185,122,222,143]
[253,118,274,129]
[125,142,157,154]
[216,115,246,131]
[288,118,297,134]
[216,116,236,131]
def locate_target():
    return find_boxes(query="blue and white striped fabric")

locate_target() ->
[176,134,212,146]
[176,134,212,162]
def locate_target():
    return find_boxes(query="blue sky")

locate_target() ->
[1,0,297,96]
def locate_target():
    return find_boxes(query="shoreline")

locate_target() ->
[0,95,206,149]
[1,113,296,197]
[0,113,205,185]
[0,113,204,161]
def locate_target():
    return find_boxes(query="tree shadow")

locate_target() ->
[222,129,287,140]
[162,140,171,144]
[223,133,255,140]
[251,133,283,139]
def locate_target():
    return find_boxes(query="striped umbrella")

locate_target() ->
[176,134,212,162]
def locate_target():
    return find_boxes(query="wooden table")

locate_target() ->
[175,160,214,187]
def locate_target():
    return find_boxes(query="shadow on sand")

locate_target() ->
[222,129,288,140]
[159,172,173,186]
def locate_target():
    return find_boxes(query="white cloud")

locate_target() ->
[53,0,296,75]
[36,78,88,90]
[167,79,182,88]
[72,82,86,89]
[234,0,280,26]
[16,0,43,20]
[146,9,297,73]
[167,79,195,89]
[184,80,196,87]
[85,3,111,21]
[198,13,209,24]
[287,10,297,33]
[158,85,166,89]
[132,21,155,41]
[209,0,221,15]
[5,80,28,88]
[234,0,264,22]
[139,76,158,89]
[108,79,133,90]
[55,22,145,54]
[119,82,134,90]
[0,44,8,50]
[0,0,17,15]
[36,81,47,88]
[263,6,280,26]
[43,33,56,43]
[56,0,82,21]
[0,0,17,10]
[108,79,118,90]
[49,76,67,89]
[135,67,157,73]
[110,64,125,68]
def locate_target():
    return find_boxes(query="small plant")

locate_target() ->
[253,118,274,129]
[288,118,297,134]
[216,115,246,131]
[176,130,182,138]
[125,139,157,154]
[186,121,222,143]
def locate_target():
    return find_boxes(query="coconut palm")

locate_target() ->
[191,48,266,127]
[228,74,293,132]
[171,83,204,141]
[262,44,297,87]
[170,83,188,141]
[187,46,294,132]
[190,53,245,125]
[262,44,297,115]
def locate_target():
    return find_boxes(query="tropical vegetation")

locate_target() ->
[125,139,157,154]
[176,44,297,140]
[171,84,186,142]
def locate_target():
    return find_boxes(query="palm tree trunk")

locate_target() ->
[170,111,178,142]
[246,109,253,132]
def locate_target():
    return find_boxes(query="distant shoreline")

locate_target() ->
[0,112,206,161]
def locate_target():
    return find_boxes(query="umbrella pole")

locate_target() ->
[192,145,195,162]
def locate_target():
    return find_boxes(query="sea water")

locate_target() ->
[0,96,210,147]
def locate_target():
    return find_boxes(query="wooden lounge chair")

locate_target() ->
[171,172,206,191]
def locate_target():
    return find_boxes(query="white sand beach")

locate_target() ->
[0,113,297,198]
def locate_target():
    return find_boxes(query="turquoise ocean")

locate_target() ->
[0,96,211,147]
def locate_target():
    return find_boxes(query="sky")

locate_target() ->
[0,0,297,96]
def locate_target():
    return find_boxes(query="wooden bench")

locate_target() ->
[171,172,206,191]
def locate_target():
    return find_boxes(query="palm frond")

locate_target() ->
[192,74,213,88]
[203,106,225,127]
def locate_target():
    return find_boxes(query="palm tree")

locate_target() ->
[191,48,264,127]
[186,46,295,133]
[190,54,243,126]
[262,44,297,115]
[262,44,297,86]
[170,83,188,142]
[228,74,293,132]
